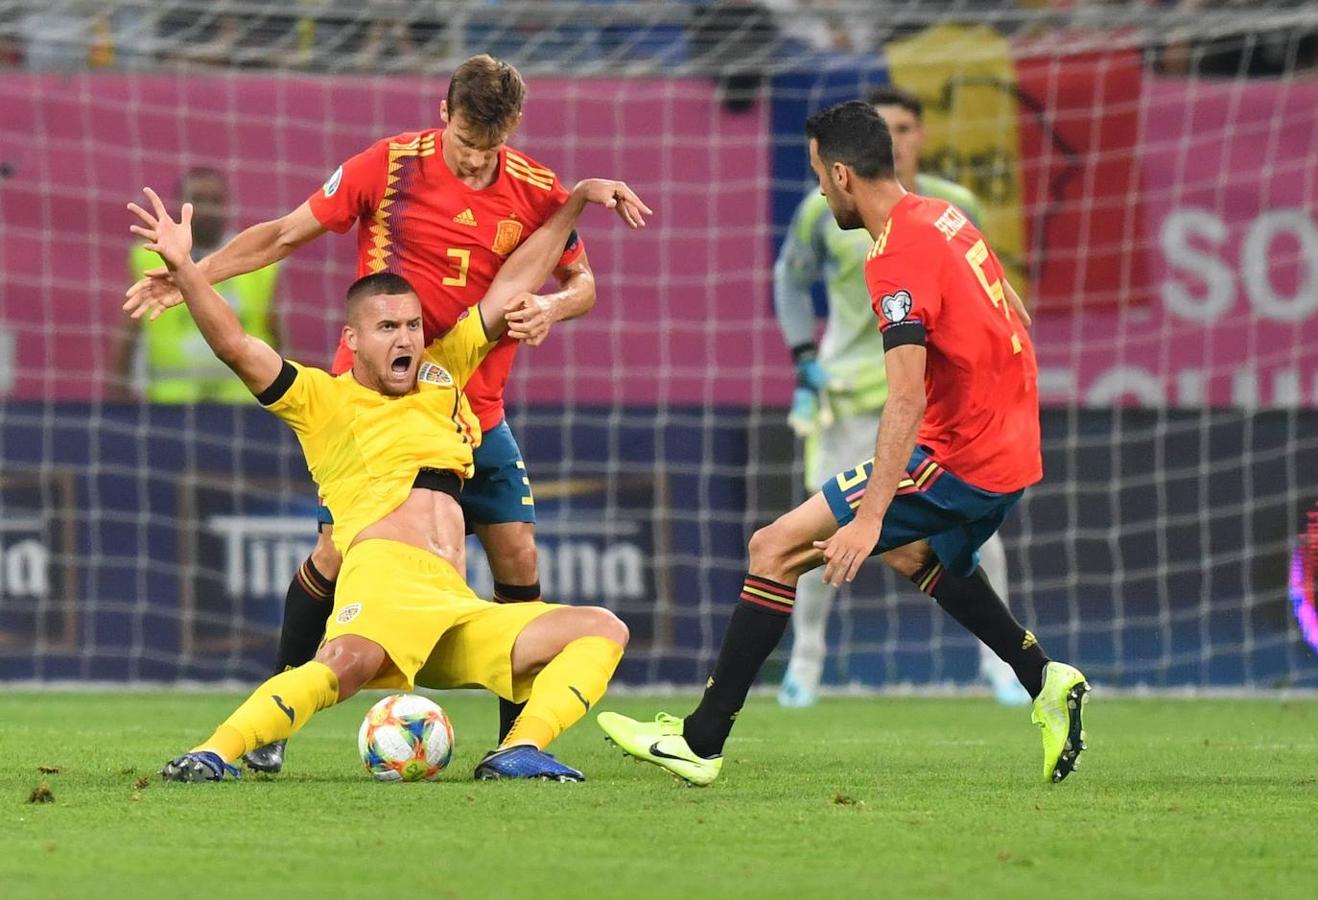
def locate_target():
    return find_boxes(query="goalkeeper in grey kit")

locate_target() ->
[772,86,1027,707]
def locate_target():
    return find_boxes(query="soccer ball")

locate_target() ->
[357,694,454,782]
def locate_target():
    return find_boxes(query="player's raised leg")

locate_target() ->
[243,518,341,774]
[976,532,1030,707]
[598,491,836,785]
[882,525,1088,783]
[161,633,381,782]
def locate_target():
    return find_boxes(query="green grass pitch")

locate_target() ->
[4,691,1315,899]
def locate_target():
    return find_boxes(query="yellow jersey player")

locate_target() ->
[127,177,652,782]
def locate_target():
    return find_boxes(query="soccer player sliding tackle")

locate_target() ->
[127,178,652,782]
[127,56,610,776]
[598,102,1089,785]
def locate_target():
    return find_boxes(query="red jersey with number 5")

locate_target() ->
[864,193,1041,493]
[308,129,585,430]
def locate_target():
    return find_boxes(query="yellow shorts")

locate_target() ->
[323,539,558,699]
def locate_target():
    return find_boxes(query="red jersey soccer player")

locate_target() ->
[124,56,648,778]
[599,101,1090,787]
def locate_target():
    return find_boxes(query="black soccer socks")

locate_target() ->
[915,561,1048,698]
[684,576,795,758]
[272,557,336,674]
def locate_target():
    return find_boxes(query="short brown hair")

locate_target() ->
[866,85,923,120]
[446,54,526,146]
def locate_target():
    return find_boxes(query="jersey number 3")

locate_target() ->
[964,239,1022,355]
[443,248,470,288]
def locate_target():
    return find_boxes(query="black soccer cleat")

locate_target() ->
[161,751,241,783]
[242,739,287,774]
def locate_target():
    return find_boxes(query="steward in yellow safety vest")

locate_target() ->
[112,168,280,403]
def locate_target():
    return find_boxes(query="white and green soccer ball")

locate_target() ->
[357,693,454,782]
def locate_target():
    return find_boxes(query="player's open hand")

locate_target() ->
[573,178,653,229]
[123,268,184,321]
[127,187,194,275]
[813,517,882,587]
[505,292,555,346]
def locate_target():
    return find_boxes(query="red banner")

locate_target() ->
[1014,45,1149,311]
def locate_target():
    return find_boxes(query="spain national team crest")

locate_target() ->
[492,218,524,257]
[418,362,454,387]
[881,290,913,324]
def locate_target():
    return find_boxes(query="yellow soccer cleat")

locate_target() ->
[1030,661,1091,783]
[597,711,723,787]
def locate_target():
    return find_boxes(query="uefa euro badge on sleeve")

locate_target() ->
[881,290,912,324]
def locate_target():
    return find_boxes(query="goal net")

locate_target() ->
[1,0,1316,689]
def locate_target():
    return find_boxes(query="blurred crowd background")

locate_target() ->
[1,0,1315,79]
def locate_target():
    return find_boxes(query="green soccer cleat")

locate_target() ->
[1030,661,1091,783]
[597,711,723,787]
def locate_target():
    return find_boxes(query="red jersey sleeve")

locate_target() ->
[865,235,943,351]
[307,139,390,235]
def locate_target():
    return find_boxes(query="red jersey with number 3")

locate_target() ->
[865,193,1041,493]
[307,129,585,430]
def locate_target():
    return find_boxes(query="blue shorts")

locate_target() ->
[316,419,536,532]
[820,447,1021,577]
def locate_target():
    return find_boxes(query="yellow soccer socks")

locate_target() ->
[193,661,340,762]
[502,636,624,751]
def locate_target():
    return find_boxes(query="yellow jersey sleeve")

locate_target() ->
[257,360,342,436]
[422,308,495,389]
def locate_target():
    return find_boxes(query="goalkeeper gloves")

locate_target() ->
[788,345,833,438]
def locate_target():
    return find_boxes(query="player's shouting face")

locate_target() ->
[344,286,425,397]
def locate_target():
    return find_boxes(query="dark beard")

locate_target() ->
[832,207,864,231]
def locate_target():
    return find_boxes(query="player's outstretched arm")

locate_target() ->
[123,202,325,322]
[479,178,651,337]
[127,188,283,395]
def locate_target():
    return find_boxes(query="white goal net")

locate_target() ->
[1,0,1316,689]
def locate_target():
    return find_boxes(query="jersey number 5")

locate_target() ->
[964,239,1022,355]
[443,248,470,288]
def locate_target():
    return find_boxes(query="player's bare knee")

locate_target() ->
[747,522,788,577]
[485,533,538,585]
[748,518,808,581]
[315,636,382,698]
[310,529,343,581]
[504,541,538,584]
[579,606,629,647]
